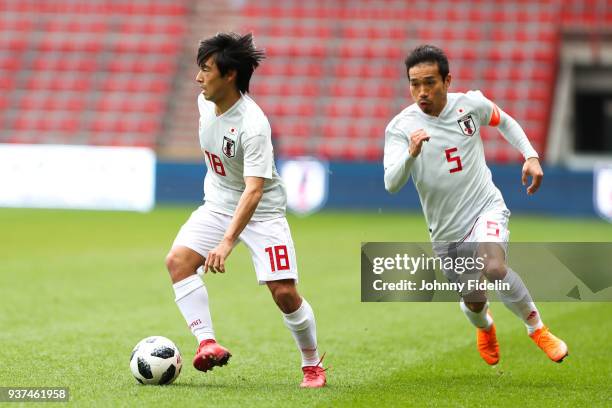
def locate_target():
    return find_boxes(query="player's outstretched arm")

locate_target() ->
[522,157,544,195]
[204,176,264,273]
[488,105,542,194]
[490,106,540,161]
[494,109,538,158]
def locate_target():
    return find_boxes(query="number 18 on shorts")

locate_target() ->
[173,206,299,284]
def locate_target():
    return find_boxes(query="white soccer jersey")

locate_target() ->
[197,93,286,221]
[384,91,538,242]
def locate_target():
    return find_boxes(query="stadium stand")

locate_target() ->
[0,0,187,147]
[238,0,609,162]
[239,0,564,162]
[1,0,610,162]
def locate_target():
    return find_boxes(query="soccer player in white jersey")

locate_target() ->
[165,33,325,388]
[384,45,568,365]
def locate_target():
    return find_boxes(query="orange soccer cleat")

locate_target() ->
[192,339,231,372]
[477,323,500,365]
[529,326,568,363]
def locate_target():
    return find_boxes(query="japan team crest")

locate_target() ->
[457,114,476,136]
[222,136,236,158]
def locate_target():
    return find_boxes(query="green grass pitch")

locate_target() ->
[1,208,610,407]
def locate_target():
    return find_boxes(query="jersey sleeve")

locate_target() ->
[242,122,273,179]
[467,91,538,159]
[466,90,501,127]
[383,119,416,193]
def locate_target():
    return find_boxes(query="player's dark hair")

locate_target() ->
[197,32,265,93]
[404,44,449,81]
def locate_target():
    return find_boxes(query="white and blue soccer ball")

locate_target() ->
[130,336,182,385]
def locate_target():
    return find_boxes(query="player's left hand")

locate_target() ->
[522,157,543,195]
[204,239,234,273]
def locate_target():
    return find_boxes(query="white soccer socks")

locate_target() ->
[495,268,544,334]
[460,300,494,329]
[282,298,320,367]
[173,276,321,366]
[173,274,216,343]
[502,296,544,335]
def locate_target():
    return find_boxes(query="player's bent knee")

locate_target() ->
[268,281,301,313]
[165,253,183,282]
[165,251,181,273]
[483,259,507,281]
[464,301,486,313]
[165,248,201,283]
[271,285,294,302]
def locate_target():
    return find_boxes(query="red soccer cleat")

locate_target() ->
[192,339,231,372]
[300,354,327,388]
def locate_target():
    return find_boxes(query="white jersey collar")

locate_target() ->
[215,94,245,119]
[415,94,455,121]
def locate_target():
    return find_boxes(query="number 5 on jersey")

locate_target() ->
[205,150,226,176]
[445,147,463,173]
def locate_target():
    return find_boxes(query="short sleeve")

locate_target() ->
[242,123,273,179]
[466,90,500,127]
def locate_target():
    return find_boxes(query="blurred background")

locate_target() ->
[0,0,611,218]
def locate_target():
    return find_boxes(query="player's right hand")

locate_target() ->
[409,129,430,157]
[204,239,234,273]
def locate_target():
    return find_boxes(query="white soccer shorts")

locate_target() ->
[172,206,298,284]
[434,206,511,295]
[463,206,511,251]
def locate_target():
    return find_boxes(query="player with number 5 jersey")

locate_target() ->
[384,45,568,366]
[165,33,325,388]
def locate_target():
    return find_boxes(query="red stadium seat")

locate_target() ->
[0,0,187,146]
[279,144,307,158]
[2,0,565,158]
[364,144,382,162]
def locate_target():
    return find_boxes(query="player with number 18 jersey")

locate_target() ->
[198,92,286,221]
[166,33,326,389]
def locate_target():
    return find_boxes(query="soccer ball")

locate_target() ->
[130,336,182,385]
